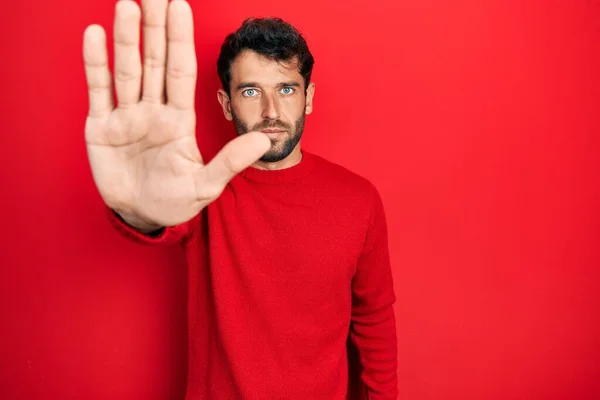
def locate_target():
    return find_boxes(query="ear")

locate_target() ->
[305,82,315,115]
[217,89,233,121]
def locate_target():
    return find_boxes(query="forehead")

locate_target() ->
[230,50,302,86]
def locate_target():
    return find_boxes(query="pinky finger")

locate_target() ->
[83,24,114,118]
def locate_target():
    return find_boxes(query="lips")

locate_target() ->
[261,128,286,133]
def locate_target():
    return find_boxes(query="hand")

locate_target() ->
[83,0,270,228]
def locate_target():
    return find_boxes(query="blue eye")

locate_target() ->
[281,87,294,95]
[242,89,258,97]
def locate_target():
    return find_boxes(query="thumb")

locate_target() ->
[201,131,271,189]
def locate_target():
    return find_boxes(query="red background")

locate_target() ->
[1,0,599,399]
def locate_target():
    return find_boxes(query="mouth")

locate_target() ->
[261,128,286,133]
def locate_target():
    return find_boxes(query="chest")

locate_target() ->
[206,185,367,295]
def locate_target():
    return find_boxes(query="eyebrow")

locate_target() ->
[236,81,301,90]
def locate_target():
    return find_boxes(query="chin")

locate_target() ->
[260,152,289,163]
[258,134,302,163]
[260,144,295,162]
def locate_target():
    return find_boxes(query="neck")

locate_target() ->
[251,143,303,171]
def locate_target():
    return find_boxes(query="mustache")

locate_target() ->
[253,120,291,131]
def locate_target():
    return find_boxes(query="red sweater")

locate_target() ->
[107,150,398,399]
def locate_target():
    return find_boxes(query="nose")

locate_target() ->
[261,93,281,120]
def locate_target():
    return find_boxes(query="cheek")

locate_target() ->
[281,97,306,118]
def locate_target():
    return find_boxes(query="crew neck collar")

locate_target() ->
[239,150,316,184]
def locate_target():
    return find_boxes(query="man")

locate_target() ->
[82,0,398,398]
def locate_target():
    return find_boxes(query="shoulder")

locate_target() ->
[307,151,379,197]
[306,151,384,226]
[306,151,387,241]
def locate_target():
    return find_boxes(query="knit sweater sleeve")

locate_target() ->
[350,184,399,399]
[105,205,200,246]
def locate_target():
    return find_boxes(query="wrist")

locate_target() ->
[112,209,163,234]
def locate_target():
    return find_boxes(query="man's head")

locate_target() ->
[216,18,315,164]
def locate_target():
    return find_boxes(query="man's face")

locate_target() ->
[218,50,315,163]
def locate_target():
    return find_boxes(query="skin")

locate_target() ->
[217,50,316,171]
[83,0,274,231]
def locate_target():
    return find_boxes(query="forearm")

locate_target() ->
[351,302,398,399]
[351,183,398,398]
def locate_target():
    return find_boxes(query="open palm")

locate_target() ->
[83,0,269,229]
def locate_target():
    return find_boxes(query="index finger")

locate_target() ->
[83,24,114,118]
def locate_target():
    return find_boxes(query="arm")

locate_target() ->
[350,184,399,399]
[106,205,200,246]
[83,1,269,250]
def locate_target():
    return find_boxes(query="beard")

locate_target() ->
[231,110,305,163]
